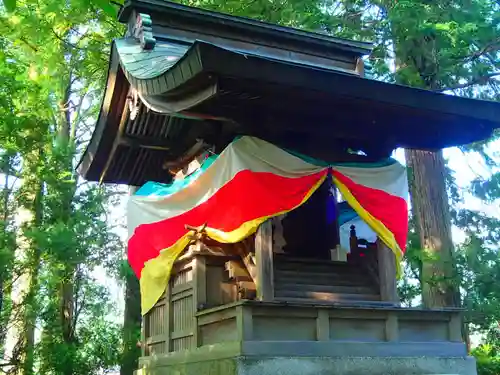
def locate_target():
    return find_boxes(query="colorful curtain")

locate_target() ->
[128,136,409,315]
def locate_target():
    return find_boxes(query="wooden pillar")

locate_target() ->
[237,305,254,341]
[449,312,463,342]
[385,312,399,342]
[255,220,274,301]
[316,310,330,341]
[377,240,399,304]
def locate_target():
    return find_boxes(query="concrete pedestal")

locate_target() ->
[136,341,477,375]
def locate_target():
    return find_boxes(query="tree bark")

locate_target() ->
[120,270,141,375]
[405,149,458,307]
[380,0,460,308]
[120,186,142,375]
[0,154,11,355]
[22,149,44,375]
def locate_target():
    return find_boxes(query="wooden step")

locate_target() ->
[274,277,371,289]
[274,270,371,286]
[274,282,377,295]
[274,297,395,307]
[275,290,381,302]
[275,261,364,275]
[275,255,350,266]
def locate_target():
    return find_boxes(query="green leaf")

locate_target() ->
[92,0,117,16]
[2,0,16,12]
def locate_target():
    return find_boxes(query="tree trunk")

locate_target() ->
[381,2,460,308]
[120,270,141,375]
[405,149,458,307]
[0,155,11,351]
[21,150,44,375]
[121,186,142,375]
[60,265,76,375]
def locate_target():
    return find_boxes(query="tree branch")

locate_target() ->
[466,38,500,62]
[436,72,500,92]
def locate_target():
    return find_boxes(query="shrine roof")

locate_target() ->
[77,0,500,186]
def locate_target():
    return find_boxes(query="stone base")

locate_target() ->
[238,356,477,375]
[136,341,477,375]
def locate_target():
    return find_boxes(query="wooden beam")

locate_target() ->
[355,57,365,77]
[255,220,274,301]
[377,240,399,304]
[234,240,258,283]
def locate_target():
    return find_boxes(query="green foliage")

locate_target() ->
[0,0,498,373]
[0,0,124,373]
[473,345,500,375]
[2,0,16,12]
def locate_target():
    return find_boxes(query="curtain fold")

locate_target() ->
[128,136,409,315]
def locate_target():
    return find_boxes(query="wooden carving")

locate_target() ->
[132,13,156,50]
[127,89,139,120]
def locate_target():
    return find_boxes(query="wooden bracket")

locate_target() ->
[186,223,208,242]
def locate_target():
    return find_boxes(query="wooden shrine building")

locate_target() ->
[78,1,500,375]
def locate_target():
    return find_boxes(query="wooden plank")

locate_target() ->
[316,310,330,341]
[171,281,193,295]
[255,220,274,301]
[251,307,318,319]
[193,255,207,347]
[274,282,376,295]
[197,308,238,326]
[164,281,172,353]
[146,334,168,345]
[275,289,380,302]
[171,289,193,302]
[377,240,399,304]
[274,297,393,307]
[171,330,194,340]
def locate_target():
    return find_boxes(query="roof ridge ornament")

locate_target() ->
[130,12,156,50]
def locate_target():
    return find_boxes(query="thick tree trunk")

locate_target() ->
[405,149,458,307]
[0,155,11,352]
[383,5,460,308]
[121,186,142,375]
[21,153,44,375]
[120,271,141,375]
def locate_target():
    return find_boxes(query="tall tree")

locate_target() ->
[0,1,124,374]
[380,0,499,308]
